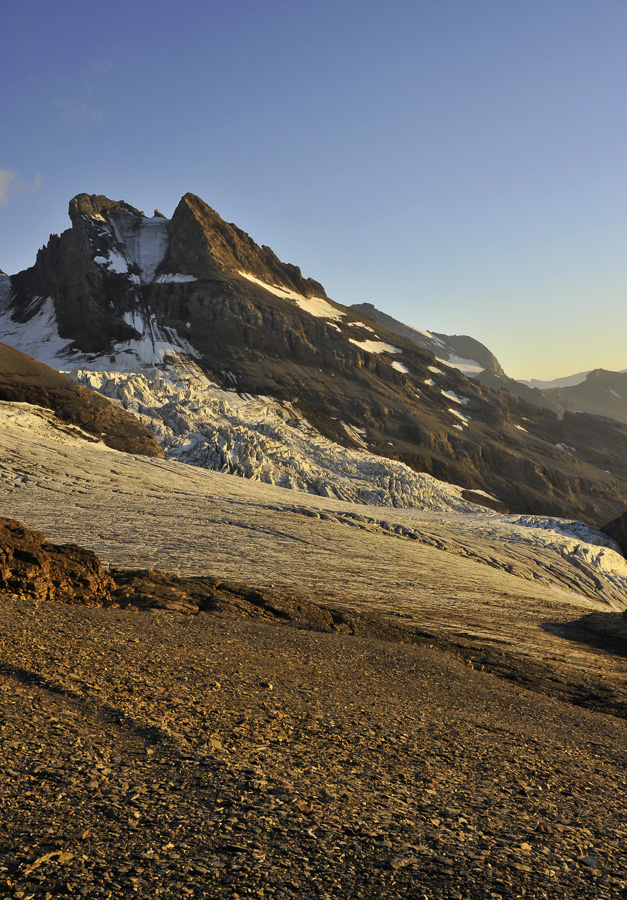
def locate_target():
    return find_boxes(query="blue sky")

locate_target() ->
[1,0,625,380]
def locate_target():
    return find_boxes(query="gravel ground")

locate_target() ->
[1,599,626,900]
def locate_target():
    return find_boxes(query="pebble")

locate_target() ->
[0,599,625,899]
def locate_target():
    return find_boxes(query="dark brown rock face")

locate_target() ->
[601,509,627,557]
[0,518,116,604]
[166,193,327,297]
[0,342,164,457]
[68,193,144,224]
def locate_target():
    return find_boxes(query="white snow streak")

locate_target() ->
[441,389,469,405]
[349,339,401,355]
[154,273,197,283]
[238,271,346,322]
[437,355,484,377]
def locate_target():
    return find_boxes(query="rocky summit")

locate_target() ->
[2,192,627,524]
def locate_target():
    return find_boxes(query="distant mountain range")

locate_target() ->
[1,191,627,526]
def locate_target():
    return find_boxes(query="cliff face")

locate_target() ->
[3,192,627,525]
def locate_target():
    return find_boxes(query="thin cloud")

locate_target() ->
[0,169,19,206]
[55,99,105,124]
[0,169,43,206]
[91,57,115,76]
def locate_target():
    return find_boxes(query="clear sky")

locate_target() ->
[1,0,625,380]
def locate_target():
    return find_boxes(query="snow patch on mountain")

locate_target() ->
[94,248,129,275]
[348,322,375,332]
[154,273,197,283]
[93,317,199,370]
[348,339,401,355]
[296,296,346,320]
[0,292,198,371]
[109,213,170,283]
[0,296,77,367]
[448,407,471,426]
[441,390,470,405]
[437,356,485,377]
[238,271,346,322]
[413,327,443,344]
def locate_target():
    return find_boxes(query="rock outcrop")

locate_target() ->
[601,508,627,557]
[0,342,163,457]
[0,517,116,605]
[0,515,419,629]
[165,192,327,297]
[350,302,505,377]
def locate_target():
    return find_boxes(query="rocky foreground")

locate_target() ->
[1,519,627,899]
[1,600,626,900]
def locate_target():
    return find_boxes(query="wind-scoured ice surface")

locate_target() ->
[66,365,627,606]
[1,399,626,619]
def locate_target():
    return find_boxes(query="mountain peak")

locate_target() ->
[68,193,144,225]
[168,193,327,297]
